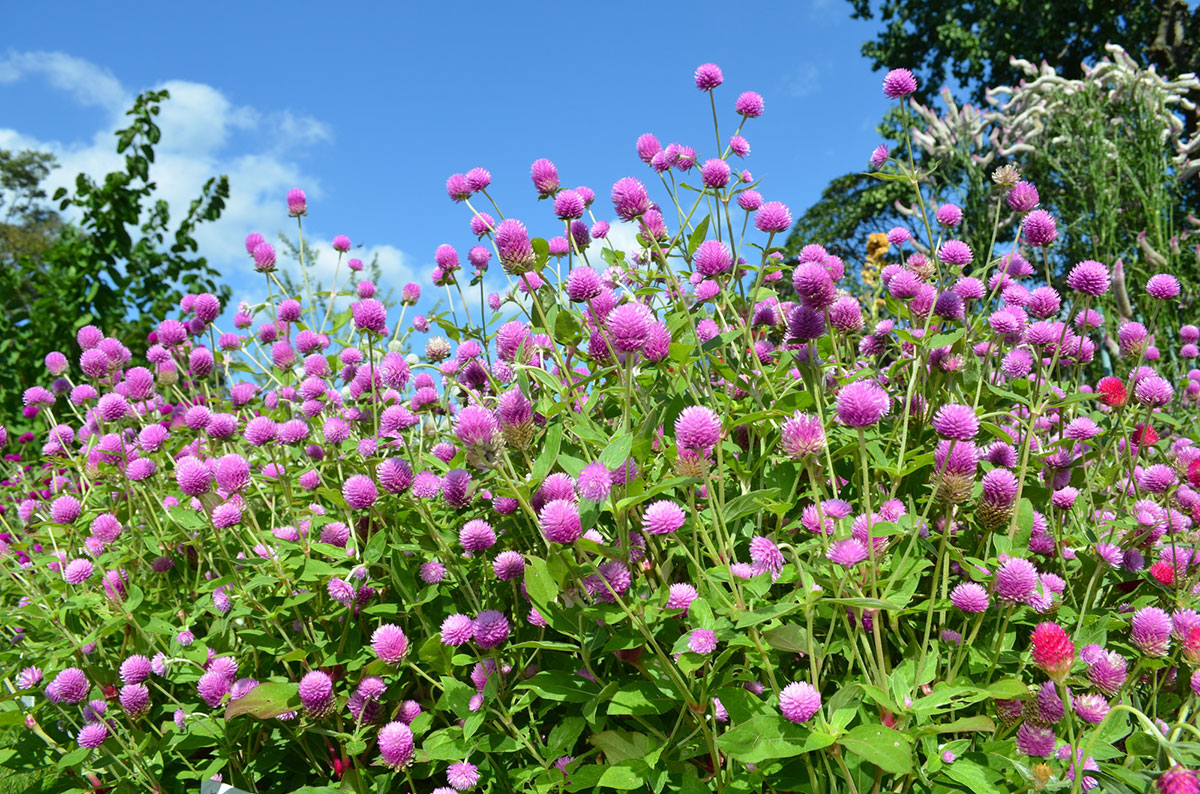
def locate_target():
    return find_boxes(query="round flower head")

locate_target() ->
[1073,693,1109,725]
[1135,376,1173,407]
[836,380,890,427]
[473,610,510,649]
[1030,622,1074,682]
[1147,273,1181,301]
[667,583,698,611]
[1157,766,1200,794]
[643,500,686,535]
[372,624,409,664]
[77,722,108,749]
[50,495,81,525]
[950,582,989,612]
[342,474,378,510]
[447,760,481,790]
[554,189,585,220]
[460,519,496,552]
[694,240,733,276]
[566,267,603,301]
[441,614,475,646]
[611,177,651,221]
[49,668,89,703]
[1016,723,1056,757]
[540,499,582,544]
[1022,210,1058,246]
[882,68,918,99]
[736,90,765,117]
[299,671,334,719]
[529,158,559,196]
[701,158,731,189]
[781,411,826,459]
[636,133,661,163]
[1007,182,1039,212]
[935,203,963,226]
[1066,260,1110,297]
[688,629,718,654]
[754,201,792,233]
[494,219,535,273]
[932,403,979,441]
[493,551,525,581]
[779,681,821,723]
[1131,606,1172,657]
[995,557,1038,603]
[694,62,723,91]
[793,261,836,310]
[827,538,869,567]
[675,406,721,450]
[869,144,889,169]
[606,302,654,353]
[938,240,972,266]
[120,682,150,718]
[378,721,415,769]
[64,558,93,585]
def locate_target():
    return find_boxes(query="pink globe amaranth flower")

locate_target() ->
[1157,766,1200,794]
[372,624,409,664]
[667,583,698,611]
[869,144,889,169]
[995,557,1038,603]
[938,239,973,266]
[577,462,612,503]
[694,62,723,91]
[17,667,42,690]
[566,266,603,301]
[446,173,471,202]
[611,177,651,221]
[754,201,791,233]
[455,406,498,448]
[342,474,378,510]
[49,494,81,524]
[688,629,718,654]
[118,654,151,685]
[950,582,989,613]
[636,133,662,163]
[836,380,890,427]
[554,189,585,220]
[1147,273,1182,300]
[494,219,536,273]
[1073,693,1109,724]
[675,406,721,450]
[462,166,491,192]
[1015,722,1056,757]
[701,158,731,189]
[174,456,211,497]
[353,298,387,334]
[827,538,869,567]
[728,134,750,157]
[493,550,525,581]
[459,519,496,552]
[379,721,415,769]
[1007,182,1039,212]
[299,671,334,719]
[331,234,351,252]
[606,302,654,353]
[120,682,150,718]
[643,500,686,535]
[1066,260,1110,296]
[530,158,559,196]
[287,187,307,216]
[749,536,785,580]
[197,670,230,707]
[473,610,510,649]
[1022,209,1057,246]
[77,722,108,749]
[1030,622,1075,682]
[779,681,821,723]
[737,190,763,211]
[694,239,733,276]
[793,261,836,310]
[935,203,963,226]
[882,68,918,99]
[931,403,979,441]
[1135,375,1173,407]
[441,613,475,646]
[469,212,494,236]
[736,90,765,117]
[252,241,276,271]
[1131,606,1172,657]
[540,499,583,544]
[49,667,89,703]
[64,558,93,585]
[780,411,826,459]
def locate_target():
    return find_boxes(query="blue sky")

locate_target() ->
[0,1,895,326]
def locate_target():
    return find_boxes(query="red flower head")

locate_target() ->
[1150,560,1176,586]
[1188,458,1200,489]
[1133,423,1159,447]
[1185,626,1200,665]
[1097,376,1128,407]
[1030,622,1075,683]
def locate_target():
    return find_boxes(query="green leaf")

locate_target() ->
[600,433,633,470]
[597,763,645,789]
[837,723,912,775]
[944,758,1002,794]
[532,424,563,482]
[734,601,804,628]
[716,715,812,763]
[823,596,903,611]
[926,328,965,349]
[363,529,387,565]
[607,681,675,715]
[985,679,1029,700]
[687,216,711,256]
[224,682,300,720]
[762,623,809,654]
[590,730,651,764]
[524,556,559,606]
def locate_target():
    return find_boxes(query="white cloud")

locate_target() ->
[0,50,408,319]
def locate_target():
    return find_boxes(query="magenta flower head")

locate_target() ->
[175,456,211,497]
[540,499,583,544]
[1135,375,1174,407]
[694,240,733,277]
[465,167,491,192]
[343,474,378,510]
[494,219,535,274]
[1008,182,1039,212]
[332,235,351,253]
[836,380,890,427]
[694,63,723,91]
[938,240,973,266]
[995,557,1038,603]
[1016,723,1056,757]
[606,302,654,353]
[935,203,963,226]
[643,500,686,535]
[473,610,511,649]
[287,187,307,216]
[77,722,108,749]
[353,299,387,334]
[1147,273,1182,301]
[530,158,560,196]
[869,144,889,169]
[675,406,721,450]
[793,261,836,310]
[460,519,496,552]
[701,158,731,189]
[611,177,651,221]
[780,411,826,459]
[50,495,82,524]
[736,91,765,117]
[49,667,90,703]
[446,173,471,202]
[950,582,989,613]
[1066,260,1110,297]
[1131,606,1172,657]
[455,406,499,447]
[1030,622,1075,683]
[372,624,410,664]
[754,201,792,233]
[688,629,718,654]
[554,189,585,220]
[931,403,979,440]
[827,538,869,567]
[1022,210,1058,246]
[378,721,415,769]
[636,133,662,163]
[882,68,918,99]
[299,671,334,719]
[1158,766,1200,794]
[779,681,821,723]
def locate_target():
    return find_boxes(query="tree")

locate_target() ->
[0,90,230,423]
[846,0,1196,107]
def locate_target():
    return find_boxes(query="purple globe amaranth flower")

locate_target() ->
[736,90,765,117]
[935,203,963,226]
[1008,182,1039,212]
[827,538,869,567]
[1135,376,1173,407]
[779,681,821,723]
[1147,273,1182,301]
[643,500,686,535]
[554,189,585,220]
[836,380,890,427]
[197,670,231,707]
[694,240,733,276]
[701,158,731,189]
[606,302,654,353]
[950,582,989,612]
[529,158,559,196]
[995,557,1038,603]
[869,144,889,169]
[493,550,525,581]
[1016,723,1056,757]
[447,761,481,791]
[636,133,661,163]
[494,219,535,273]
[737,190,763,211]
[353,299,387,334]
[780,411,826,459]
[754,201,792,233]
[299,671,334,719]
[473,610,510,649]
[378,721,415,769]
[667,583,698,611]
[577,462,612,503]
[1073,693,1110,724]
[459,519,496,552]
[1066,260,1110,297]
[793,261,836,310]
[938,239,973,266]
[1022,210,1058,246]
[1157,766,1200,794]
[694,62,723,91]
[688,629,718,654]
[749,535,785,580]
[77,722,108,749]
[540,499,582,544]
[287,187,307,216]
[372,624,410,665]
[931,403,979,440]
[343,474,378,510]
[1131,606,1172,657]
[882,68,918,99]
[675,406,721,450]
[455,406,499,447]
[49,668,89,703]
[611,177,651,221]
[441,613,474,646]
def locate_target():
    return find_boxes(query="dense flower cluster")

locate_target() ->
[1,60,1199,794]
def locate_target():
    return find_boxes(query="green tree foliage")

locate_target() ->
[0,90,230,423]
